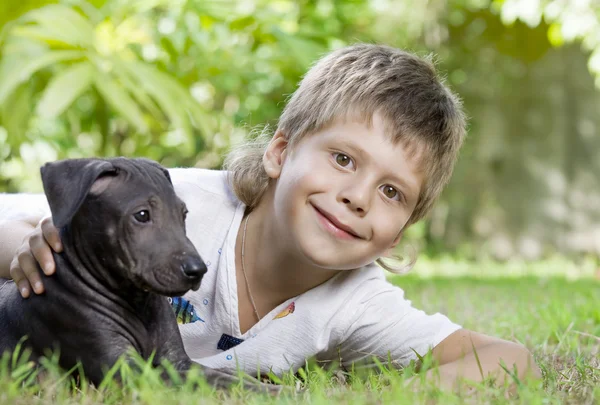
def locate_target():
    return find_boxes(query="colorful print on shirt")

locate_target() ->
[273,302,295,319]
[168,296,205,324]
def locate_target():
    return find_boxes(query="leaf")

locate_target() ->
[185,98,215,146]
[72,0,105,25]
[189,0,240,20]
[110,58,163,118]
[127,0,171,14]
[470,337,485,380]
[265,370,283,385]
[19,4,95,48]
[230,16,256,31]
[36,61,95,118]
[119,60,192,137]
[271,28,325,67]
[93,72,148,133]
[499,359,524,388]
[0,50,84,104]
[0,83,31,145]
[11,26,80,49]
[0,15,18,46]
[130,62,214,143]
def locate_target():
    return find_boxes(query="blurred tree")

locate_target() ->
[497,0,600,86]
[0,0,376,189]
[425,1,600,260]
[0,0,598,260]
[0,2,216,159]
[0,0,58,28]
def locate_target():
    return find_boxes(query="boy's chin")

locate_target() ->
[295,231,376,269]
[303,248,374,271]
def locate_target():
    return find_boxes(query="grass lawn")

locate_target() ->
[1,258,598,404]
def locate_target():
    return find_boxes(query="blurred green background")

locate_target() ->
[0,0,599,263]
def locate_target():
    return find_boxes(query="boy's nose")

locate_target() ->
[342,198,366,213]
[339,183,371,214]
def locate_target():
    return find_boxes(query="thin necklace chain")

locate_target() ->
[241,213,261,321]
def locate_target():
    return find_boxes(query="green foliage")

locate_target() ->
[496,0,600,86]
[0,0,378,191]
[0,0,599,259]
[0,2,216,155]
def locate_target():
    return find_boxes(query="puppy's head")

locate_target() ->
[41,157,206,296]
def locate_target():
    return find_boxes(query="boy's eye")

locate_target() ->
[334,153,353,168]
[380,185,401,201]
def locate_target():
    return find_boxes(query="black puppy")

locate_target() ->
[0,158,231,387]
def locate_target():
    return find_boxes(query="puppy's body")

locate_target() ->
[0,158,211,385]
[0,256,191,383]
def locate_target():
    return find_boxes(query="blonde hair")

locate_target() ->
[224,43,467,273]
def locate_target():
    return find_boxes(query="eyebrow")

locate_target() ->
[339,140,420,198]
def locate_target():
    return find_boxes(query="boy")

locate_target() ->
[0,44,540,391]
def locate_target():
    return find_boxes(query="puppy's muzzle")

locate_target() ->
[181,256,207,280]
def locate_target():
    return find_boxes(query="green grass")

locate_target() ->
[1,259,598,404]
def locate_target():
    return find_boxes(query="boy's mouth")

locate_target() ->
[310,204,362,240]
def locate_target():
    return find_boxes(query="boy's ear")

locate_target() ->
[263,129,289,179]
[383,231,404,257]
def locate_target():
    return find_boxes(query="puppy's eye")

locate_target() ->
[133,210,151,223]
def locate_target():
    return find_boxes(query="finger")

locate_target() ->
[9,256,31,298]
[41,217,62,252]
[17,250,45,295]
[29,231,55,276]
[16,280,32,299]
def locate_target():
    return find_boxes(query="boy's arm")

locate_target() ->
[0,215,61,296]
[0,219,38,278]
[0,193,52,281]
[426,329,541,392]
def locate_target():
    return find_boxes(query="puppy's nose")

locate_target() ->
[181,256,207,279]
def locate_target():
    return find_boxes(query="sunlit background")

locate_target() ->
[0,0,599,268]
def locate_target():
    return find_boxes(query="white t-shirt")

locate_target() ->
[167,168,461,376]
[1,168,461,377]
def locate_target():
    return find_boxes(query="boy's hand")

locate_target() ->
[9,217,62,298]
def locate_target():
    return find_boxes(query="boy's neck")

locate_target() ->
[236,190,341,307]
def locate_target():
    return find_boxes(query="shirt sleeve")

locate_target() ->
[338,281,461,369]
[0,193,50,222]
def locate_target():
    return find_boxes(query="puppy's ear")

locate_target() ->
[135,158,172,185]
[40,159,117,228]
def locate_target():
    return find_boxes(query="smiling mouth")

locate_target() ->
[311,204,361,240]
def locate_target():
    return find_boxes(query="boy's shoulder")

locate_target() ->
[167,168,237,203]
[0,192,51,221]
[301,264,429,342]
[312,264,399,308]
[326,266,460,350]
[166,168,242,254]
[343,264,404,299]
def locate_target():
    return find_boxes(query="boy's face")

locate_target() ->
[263,112,424,270]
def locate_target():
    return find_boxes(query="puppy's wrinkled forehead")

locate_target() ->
[95,158,180,207]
